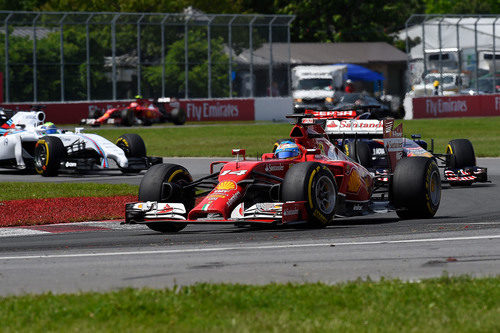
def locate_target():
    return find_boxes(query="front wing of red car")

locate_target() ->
[125,201,308,225]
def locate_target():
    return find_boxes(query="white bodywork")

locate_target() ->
[0,111,128,169]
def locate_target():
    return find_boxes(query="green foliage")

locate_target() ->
[423,0,500,14]
[143,30,230,98]
[0,277,499,331]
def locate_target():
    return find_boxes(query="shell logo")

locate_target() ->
[347,169,362,193]
[216,181,237,190]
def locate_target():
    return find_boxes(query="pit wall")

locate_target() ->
[0,97,294,124]
[411,94,500,119]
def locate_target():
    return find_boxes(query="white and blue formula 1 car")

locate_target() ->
[0,107,161,176]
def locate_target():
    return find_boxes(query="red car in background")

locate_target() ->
[81,96,186,127]
[125,114,442,233]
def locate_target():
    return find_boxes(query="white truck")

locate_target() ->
[292,65,347,113]
[411,72,470,97]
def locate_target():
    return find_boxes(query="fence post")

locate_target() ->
[161,15,169,98]
[32,13,41,102]
[137,14,145,97]
[287,16,295,96]
[421,15,428,95]
[474,18,480,93]
[86,13,94,101]
[493,18,499,93]
[207,15,215,98]
[184,15,191,99]
[456,16,463,91]
[249,16,257,97]
[59,14,67,102]
[268,16,277,96]
[228,15,237,98]
[4,12,13,103]
[111,14,120,100]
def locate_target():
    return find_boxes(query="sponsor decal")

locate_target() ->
[157,204,174,214]
[64,161,77,168]
[346,169,362,193]
[425,98,468,116]
[283,209,299,216]
[220,169,248,176]
[256,203,282,212]
[185,102,239,121]
[265,164,284,172]
[226,192,241,207]
[202,204,210,211]
[215,181,237,190]
[206,194,227,201]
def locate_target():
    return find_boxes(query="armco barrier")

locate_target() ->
[412,94,500,119]
[0,98,255,124]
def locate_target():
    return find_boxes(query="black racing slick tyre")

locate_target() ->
[392,157,441,219]
[170,107,187,125]
[34,136,66,177]
[120,108,135,126]
[446,139,476,169]
[344,140,372,169]
[116,133,147,174]
[282,162,337,227]
[139,164,195,233]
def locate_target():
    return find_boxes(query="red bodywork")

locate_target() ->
[96,99,164,125]
[177,121,373,224]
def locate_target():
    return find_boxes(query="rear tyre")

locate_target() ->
[344,140,372,169]
[170,108,186,125]
[282,162,337,227]
[139,163,195,232]
[34,136,66,177]
[392,157,441,219]
[120,108,135,126]
[116,134,146,174]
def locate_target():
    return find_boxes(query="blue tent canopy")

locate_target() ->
[333,63,385,82]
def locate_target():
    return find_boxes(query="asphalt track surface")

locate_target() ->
[0,158,498,295]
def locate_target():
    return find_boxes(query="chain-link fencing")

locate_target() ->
[402,14,500,96]
[0,11,295,103]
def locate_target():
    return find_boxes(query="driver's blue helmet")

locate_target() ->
[42,122,58,134]
[274,141,301,159]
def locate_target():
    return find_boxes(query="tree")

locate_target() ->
[143,30,230,98]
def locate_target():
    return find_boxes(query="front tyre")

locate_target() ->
[139,163,195,233]
[446,139,476,187]
[116,133,146,174]
[34,136,66,177]
[282,162,337,227]
[392,157,441,219]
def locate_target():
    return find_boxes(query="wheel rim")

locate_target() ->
[314,175,336,214]
[428,169,441,206]
[35,144,47,169]
[116,140,130,156]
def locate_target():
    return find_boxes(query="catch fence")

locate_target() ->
[403,15,500,95]
[0,10,295,103]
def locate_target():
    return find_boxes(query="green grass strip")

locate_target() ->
[0,182,138,201]
[0,276,498,332]
[91,117,500,157]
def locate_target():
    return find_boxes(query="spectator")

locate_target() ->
[433,80,440,96]
[345,79,354,93]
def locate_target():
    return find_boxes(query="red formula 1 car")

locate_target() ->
[81,97,186,127]
[304,105,488,186]
[125,114,442,233]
